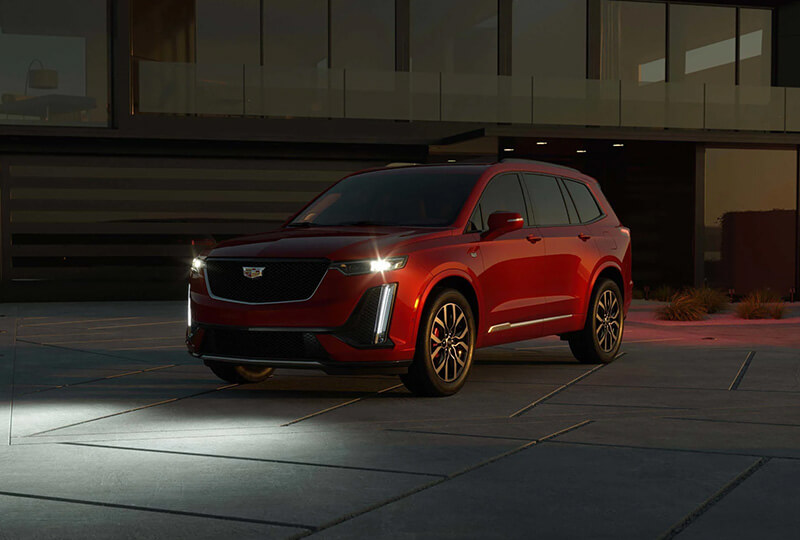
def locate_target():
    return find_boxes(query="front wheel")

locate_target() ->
[205,360,275,384]
[401,289,476,397]
[568,279,624,364]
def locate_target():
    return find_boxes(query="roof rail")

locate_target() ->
[499,158,581,174]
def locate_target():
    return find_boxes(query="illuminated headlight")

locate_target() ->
[331,256,407,276]
[190,256,206,276]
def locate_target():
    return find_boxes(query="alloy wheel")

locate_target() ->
[430,302,470,383]
[595,289,621,353]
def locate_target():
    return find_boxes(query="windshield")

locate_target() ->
[289,167,483,228]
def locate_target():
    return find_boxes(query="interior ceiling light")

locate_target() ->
[536,141,548,145]
[613,143,624,147]
[577,149,587,153]
[503,148,515,152]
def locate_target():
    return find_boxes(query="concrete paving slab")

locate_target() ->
[679,458,800,539]
[62,428,525,477]
[0,492,300,540]
[11,366,225,437]
[0,443,427,529]
[26,374,402,439]
[557,416,800,459]
[584,347,750,390]
[316,442,755,539]
[0,309,17,446]
[294,381,564,428]
[736,351,800,392]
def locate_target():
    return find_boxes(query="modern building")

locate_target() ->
[0,0,798,300]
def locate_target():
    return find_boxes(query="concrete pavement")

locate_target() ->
[0,300,798,539]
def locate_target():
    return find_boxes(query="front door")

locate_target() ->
[471,173,550,344]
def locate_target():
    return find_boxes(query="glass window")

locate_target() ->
[563,179,602,223]
[600,0,666,83]
[704,148,797,295]
[467,206,483,233]
[524,174,570,226]
[410,0,497,74]
[740,8,772,87]
[669,4,736,85]
[475,174,528,229]
[0,0,108,126]
[292,168,483,228]
[263,0,328,69]
[331,0,394,71]
[512,0,586,78]
[196,0,260,65]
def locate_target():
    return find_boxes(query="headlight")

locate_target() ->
[331,256,407,276]
[190,256,206,276]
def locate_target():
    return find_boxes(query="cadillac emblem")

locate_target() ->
[242,266,265,279]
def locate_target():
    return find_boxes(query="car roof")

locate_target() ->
[372,160,597,185]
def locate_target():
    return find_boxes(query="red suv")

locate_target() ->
[187,161,632,396]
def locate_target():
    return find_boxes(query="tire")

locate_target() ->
[401,289,476,397]
[206,360,275,384]
[568,278,624,364]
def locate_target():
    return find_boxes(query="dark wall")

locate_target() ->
[585,142,696,289]
[776,1,800,87]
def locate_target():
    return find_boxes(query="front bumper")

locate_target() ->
[188,267,421,369]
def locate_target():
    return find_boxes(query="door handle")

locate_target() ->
[467,246,480,258]
[526,235,543,244]
[578,233,591,241]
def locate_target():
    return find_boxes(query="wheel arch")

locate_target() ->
[582,261,625,318]
[412,270,481,346]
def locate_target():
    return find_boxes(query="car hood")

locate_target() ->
[207,227,452,261]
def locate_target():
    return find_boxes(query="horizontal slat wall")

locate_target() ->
[0,156,375,287]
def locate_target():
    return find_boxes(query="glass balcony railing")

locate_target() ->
[136,61,800,133]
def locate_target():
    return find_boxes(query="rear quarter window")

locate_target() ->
[563,179,603,223]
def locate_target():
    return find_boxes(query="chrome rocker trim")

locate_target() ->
[487,314,573,334]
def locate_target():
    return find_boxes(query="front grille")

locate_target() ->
[205,258,329,303]
[201,328,329,360]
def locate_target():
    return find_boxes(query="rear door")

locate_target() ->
[471,173,550,344]
[522,174,597,330]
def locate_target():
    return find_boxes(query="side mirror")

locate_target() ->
[482,211,524,241]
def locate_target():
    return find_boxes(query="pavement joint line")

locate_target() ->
[15,338,175,366]
[18,317,141,328]
[87,320,185,330]
[384,428,533,442]
[280,383,405,427]
[661,416,800,429]
[728,351,757,391]
[552,439,800,462]
[61,442,446,478]
[8,316,19,446]
[657,457,771,540]
[18,364,181,396]
[295,419,593,539]
[24,383,241,438]
[0,490,314,531]
[30,336,179,346]
[509,362,610,418]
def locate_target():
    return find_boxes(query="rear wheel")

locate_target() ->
[568,279,624,364]
[206,361,275,384]
[401,289,475,397]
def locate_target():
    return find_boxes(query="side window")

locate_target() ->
[559,179,580,224]
[563,179,603,223]
[523,174,570,226]
[473,174,528,230]
[467,205,483,233]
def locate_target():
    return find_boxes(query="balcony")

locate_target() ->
[136,61,800,133]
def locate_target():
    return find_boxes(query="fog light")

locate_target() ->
[373,283,397,344]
